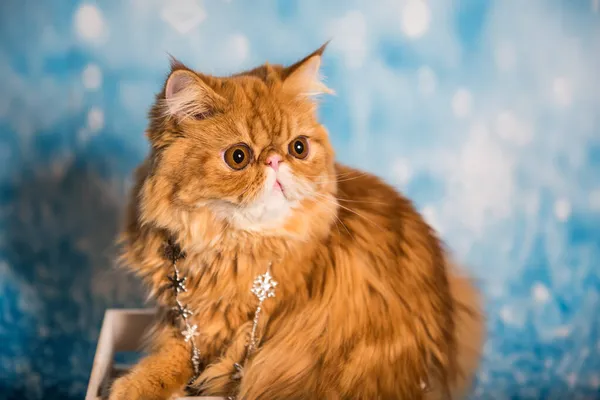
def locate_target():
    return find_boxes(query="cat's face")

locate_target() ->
[145,47,337,235]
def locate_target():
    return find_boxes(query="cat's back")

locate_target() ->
[326,162,448,304]
[332,163,435,248]
[307,164,455,398]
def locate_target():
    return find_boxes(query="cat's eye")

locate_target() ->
[193,111,212,120]
[224,144,252,170]
[288,136,309,159]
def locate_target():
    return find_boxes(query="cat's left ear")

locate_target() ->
[282,42,335,98]
[162,59,225,121]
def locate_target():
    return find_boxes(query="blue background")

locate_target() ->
[1,0,599,399]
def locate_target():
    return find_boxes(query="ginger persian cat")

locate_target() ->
[109,44,485,400]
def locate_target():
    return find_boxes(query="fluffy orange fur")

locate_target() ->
[108,44,485,400]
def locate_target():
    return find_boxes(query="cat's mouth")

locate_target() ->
[274,179,284,193]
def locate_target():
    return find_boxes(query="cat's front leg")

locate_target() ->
[189,322,251,398]
[108,337,194,400]
[235,342,325,400]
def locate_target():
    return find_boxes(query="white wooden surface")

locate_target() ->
[86,308,225,400]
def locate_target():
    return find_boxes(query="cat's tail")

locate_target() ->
[430,262,486,400]
[450,264,486,399]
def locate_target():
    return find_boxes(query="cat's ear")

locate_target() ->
[282,42,334,98]
[163,60,224,121]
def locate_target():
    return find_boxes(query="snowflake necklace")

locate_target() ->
[163,239,278,399]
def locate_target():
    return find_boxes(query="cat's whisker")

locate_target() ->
[310,172,371,185]
[295,178,389,207]
[308,170,369,181]
[299,173,371,188]
[293,183,385,234]
[291,186,350,237]
[311,192,386,233]
[335,197,389,206]
[319,200,351,238]
[291,173,373,196]
[299,170,365,179]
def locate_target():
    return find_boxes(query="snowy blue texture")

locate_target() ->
[1,0,599,399]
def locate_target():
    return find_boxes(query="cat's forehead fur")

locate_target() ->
[148,43,330,149]
[155,65,318,148]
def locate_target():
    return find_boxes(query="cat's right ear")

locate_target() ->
[162,63,224,121]
[282,42,334,99]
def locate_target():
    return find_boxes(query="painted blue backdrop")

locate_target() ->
[1,0,599,399]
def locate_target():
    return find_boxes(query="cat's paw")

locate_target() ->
[108,375,144,400]
[190,361,240,396]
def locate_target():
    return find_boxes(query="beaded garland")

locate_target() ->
[163,240,278,397]
[163,240,202,381]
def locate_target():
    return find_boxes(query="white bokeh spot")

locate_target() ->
[87,107,104,133]
[442,123,515,235]
[328,11,367,69]
[417,66,436,96]
[392,158,413,186]
[500,306,514,324]
[401,0,431,38]
[421,205,442,233]
[495,111,534,146]
[590,374,600,389]
[531,282,550,304]
[554,198,571,221]
[566,373,577,388]
[552,325,572,338]
[74,4,106,42]
[589,189,600,211]
[226,34,250,65]
[452,88,472,118]
[515,372,526,385]
[494,42,517,72]
[82,64,102,91]
[553,77,573,107]
[161,0,207,35]
[488,283,505,299]
[50,154,74,180]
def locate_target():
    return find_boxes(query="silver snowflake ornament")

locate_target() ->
[182,324,200,342]
[231,362,244,381]
[173,302,193,319]
[191,345,202,374]
[168,272,187,293]
[251,271,278,302]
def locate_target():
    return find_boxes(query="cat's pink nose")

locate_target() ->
[265,154,282,171]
